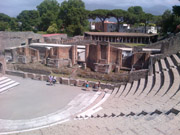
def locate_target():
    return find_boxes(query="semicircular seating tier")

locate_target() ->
[1,53,180,135]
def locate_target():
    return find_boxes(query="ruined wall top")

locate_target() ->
[0,31,43,50]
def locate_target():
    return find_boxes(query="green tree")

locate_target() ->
[0,13,11,31]
[173,5,180,16]
[110,9,126,32]
[37,0,60,31]
[139,13,153,33]
[0,13,11,22]
[17,10,40,31]
[128,6,144,15]
[161,10,173,33]
[90,9,110,32]
[9,18,19,31]
[59,0,88,36]
[47,23,58,33]
[0,21,9,31]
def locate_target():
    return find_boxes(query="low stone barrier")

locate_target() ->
[6,69,150,90]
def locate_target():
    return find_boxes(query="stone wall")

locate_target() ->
[131,52,150,70]
[45,46,77,68]
[87,44,98,70]
[144,32,180,55]
[5,46,40,64]
[5,70,116,90]
[0,32,43,50]
[0,56,6,75]
[44,34,67,44]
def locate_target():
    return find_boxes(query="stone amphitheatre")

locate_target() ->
[0,31,180,135]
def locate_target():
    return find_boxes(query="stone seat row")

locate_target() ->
[92,53,180,116]
[15,113,180,135]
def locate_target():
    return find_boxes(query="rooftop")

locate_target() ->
[85,32,158,37]
[43,33,66,37]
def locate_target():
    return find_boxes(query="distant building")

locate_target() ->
[119,24,131,32]
[84,32,158,44]
[90,22,95,30]
[130,26,157,34]
[95,21,117,32]
[92,21,131,32]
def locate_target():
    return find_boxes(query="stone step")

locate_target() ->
[134,78,145,96]
[160,59,168,71]
[166,57,176,68]
[0,78,11,85]
[0,82,20,93]
[114,85,125,98]
[172,54,180,66]
[154,61,161,73]
[0,80,16,89]
[121,83,132,97]
[126,81,138,97]
[0,76,8,82]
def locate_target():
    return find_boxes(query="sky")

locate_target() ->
[0,0,179,17]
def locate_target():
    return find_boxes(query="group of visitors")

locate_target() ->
[48,76,56,85]
[85,81,101,91]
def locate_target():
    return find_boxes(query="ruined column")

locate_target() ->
[71,45,76,65]
[24,47,29,57]
[125,37,127,43]
[75,45,77,61]
[85,44,89,63]
[133,37,135,43]
[90,35,92,40]
[106,42,111,64]
[140,37,143,43]
[50,48,53,57]
[35,50,40,61]
[97,42,101,63]
[117,49,122,69]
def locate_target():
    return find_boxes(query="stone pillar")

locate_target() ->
[125,37,127,43]
[90,35,92,40]
[35,50,40,61]
[117,49,122,69]
[97,42,101,63]
[122,37,124,43]
[12,49,18,63]
[75,45,77,61]
[50,48,53,57]
[148,37,151,44]
[85,44,89,63]
[106,42,111,64]
[140,37,143,43]
[45,48,49,58]
[71,45,76,65]
[24,47,29,57]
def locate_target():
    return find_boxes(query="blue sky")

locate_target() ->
[0,0,179,17]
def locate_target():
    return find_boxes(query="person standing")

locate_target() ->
[98,81,101,91]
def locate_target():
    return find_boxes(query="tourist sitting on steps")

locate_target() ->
[85,81,89,91]
[52,76,57,85]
